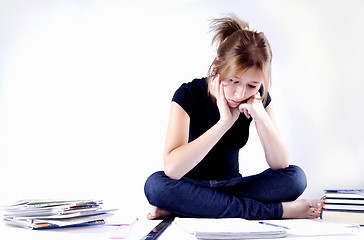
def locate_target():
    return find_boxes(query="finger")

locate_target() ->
[248,92,262,104]
[213,73,220,84]
[215,75,224,97]
[239,104,250,118]
[218,81,226,103]
[244,108,250,119]
[214,74,220,92]
[210,74,219,97]
[254,91,263,102]
[238,103,246,113]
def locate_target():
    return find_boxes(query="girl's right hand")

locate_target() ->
[211,74,240,126]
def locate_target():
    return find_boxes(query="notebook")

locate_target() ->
[174,217,287,239]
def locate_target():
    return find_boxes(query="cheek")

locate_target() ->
[222,85,234,97]
[246,88,259,98]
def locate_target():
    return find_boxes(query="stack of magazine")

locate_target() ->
[3,199,117,229]
[320,189,364,226]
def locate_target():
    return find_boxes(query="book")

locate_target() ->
[320,209,364,226]
[174,217,287,239]
[323,203,364,211]
[324,198,364,205]
[320,189,364,226]
[324,189,364,194]
[3,199,117,229]
[324,189,364,200]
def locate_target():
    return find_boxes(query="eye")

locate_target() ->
[248,84,257,88]
[229,79,240,84]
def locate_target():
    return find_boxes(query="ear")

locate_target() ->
[213,56,219,64]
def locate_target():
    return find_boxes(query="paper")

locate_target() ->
[174,218,287,239]
[259,219,360,237]
[3,199,117,229]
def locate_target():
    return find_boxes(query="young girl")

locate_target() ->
[144,14,320,220]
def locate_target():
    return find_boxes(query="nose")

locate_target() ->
[234,85,245,100]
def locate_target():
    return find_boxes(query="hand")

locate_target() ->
[238,92,269,123]
[211,74,240,125]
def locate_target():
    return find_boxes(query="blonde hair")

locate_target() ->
[207,13,272,102]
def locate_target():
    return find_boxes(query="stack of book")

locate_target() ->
[320,189,364,226]
[3,199,117,229]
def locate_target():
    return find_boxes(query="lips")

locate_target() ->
[228,99,242,107]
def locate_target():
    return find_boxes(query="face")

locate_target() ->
[221,67,264,108]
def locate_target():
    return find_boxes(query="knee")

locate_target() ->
[282,165,307,200]
[144,171,171,206]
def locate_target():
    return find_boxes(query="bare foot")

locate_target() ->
[147,206,174,220]
[282,199,321,219]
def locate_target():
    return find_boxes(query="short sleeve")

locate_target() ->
[264,92,271,108]
[171,83,194,117]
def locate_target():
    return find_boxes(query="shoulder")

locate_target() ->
[264,91,272,108]
[172,78,208,116]
[258,86,272,108]
[172,78,207,104]
[174,78,207,95]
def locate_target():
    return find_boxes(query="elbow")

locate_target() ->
[164,169,182,180]
[282,149,290,168]
[272,163,289,170]
[278,154,290,170]
[269,151,290,170]
[164,167,183,180]
[270,162,289,171]
[163,157,183,180]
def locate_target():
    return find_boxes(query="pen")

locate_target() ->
[259,221,290,230]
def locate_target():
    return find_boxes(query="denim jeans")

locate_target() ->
[144,165,307,220]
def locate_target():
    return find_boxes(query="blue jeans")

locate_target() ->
[144,165,307,220]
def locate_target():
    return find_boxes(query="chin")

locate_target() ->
[228,103,240,108]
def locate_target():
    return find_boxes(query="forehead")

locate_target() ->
[233,67,264,83]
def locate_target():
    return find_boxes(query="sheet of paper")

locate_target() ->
[259,219,360,237]
[174,218,287,239]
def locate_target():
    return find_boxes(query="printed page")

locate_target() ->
[174,218,287,239]
[258,219,359,237]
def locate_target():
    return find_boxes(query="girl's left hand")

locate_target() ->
[238,92,269,123]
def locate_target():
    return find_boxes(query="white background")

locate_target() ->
[1,0,363,217]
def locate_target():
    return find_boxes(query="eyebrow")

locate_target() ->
[233,77,261,84]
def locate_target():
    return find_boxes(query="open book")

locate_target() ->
[174,217,287,239]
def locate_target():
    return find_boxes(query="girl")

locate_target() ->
[144,13,320,220]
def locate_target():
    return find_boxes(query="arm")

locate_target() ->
[255,103,289,170]
[164,75,240,180]
[163,102,233,180]
[239,95,289,170]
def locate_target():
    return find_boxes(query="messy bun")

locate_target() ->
[207,13,272,102]
[210,13,249,49]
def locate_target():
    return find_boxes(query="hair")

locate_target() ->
[207,13,272,102]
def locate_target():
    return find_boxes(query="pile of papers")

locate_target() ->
[3,199,117,229]
[173,218,360,239]
[174,217,287,239]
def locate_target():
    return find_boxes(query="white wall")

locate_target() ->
[1,0,363,216]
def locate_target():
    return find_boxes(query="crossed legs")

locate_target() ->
[144,165,320,220]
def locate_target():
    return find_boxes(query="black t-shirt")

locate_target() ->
[172,78,271,180]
